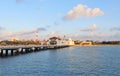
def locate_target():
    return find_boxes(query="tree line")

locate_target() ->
[74,40,120,45]
[0,40,41,46]
[94,41,120,45]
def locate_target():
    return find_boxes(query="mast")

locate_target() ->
[36,31,39,43]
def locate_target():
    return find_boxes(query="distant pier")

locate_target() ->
[0,45,69,57]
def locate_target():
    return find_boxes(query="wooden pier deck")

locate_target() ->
[0,45,69,57]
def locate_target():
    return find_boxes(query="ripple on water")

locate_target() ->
[0,46,120,76]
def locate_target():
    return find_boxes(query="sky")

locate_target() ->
[0,0,120,41]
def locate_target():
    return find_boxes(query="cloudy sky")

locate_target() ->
[0,0,120,41]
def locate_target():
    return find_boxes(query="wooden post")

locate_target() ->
[21,48,24,54]
[28,48,32,52]
[15,49,19,55]
[38,48,40,51]
[0,49,3,57]
[31,47,35,52]
[25,48,27,53]
[35,47,37,51]
[26,48,29,53]
[5,50,9,56]
[11,50,14,56]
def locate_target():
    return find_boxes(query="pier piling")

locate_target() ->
[5,50,9,56]
[0,45,70,57]
[0,50,3,57]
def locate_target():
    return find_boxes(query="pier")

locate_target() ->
[0,45,69,57]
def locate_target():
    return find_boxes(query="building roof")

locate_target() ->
[49,37,61,40]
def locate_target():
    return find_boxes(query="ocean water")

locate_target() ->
[0,46,120,76]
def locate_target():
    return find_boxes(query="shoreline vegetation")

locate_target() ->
[75,44,120,46]
[74,40,120,46]
[0,40,41,46]
[0,40,120,46]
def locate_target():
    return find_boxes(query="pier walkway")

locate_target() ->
[0,45,69,57]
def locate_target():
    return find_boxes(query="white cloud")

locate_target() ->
[48,31,61,37]
[71,32,117,41]
[110,27,120,31]
[81,24,98,31]
[0,26,5,31]
[64,4,104,20]
[16,0,25,3]
[16,0,47,3]
[0,27,46,40]
[57,13,62,17]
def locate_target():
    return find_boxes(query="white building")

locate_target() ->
[47,37,74,46]
[68,38,75,46]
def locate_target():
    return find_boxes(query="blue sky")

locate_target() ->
[0,0,120,41]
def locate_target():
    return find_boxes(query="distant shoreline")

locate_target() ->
[74,44,120,46]
[0,44,120,47]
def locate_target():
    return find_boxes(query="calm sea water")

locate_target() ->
[0,46,120,76]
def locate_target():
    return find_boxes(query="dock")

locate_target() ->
[0,45,69,57]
